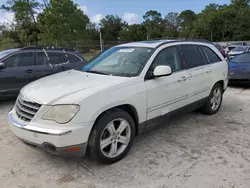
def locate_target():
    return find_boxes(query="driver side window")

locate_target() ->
[151,46,182,72]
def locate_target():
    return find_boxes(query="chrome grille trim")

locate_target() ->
[15,95,41,122]
[16,100,36,115]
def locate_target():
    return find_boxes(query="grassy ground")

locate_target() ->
[83,50,101,61]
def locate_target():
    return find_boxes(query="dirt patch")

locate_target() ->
[1,87,250,188]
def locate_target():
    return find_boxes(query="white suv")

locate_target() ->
[8,40,228,164]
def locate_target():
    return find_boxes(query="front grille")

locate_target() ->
[15,96,41,122]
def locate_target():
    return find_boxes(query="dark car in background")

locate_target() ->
[0,46,87,97]
[214,44,226,58]
[228,52,250,84]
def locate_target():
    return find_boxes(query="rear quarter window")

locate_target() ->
[67,53,81,63]
[47,52,67,64]
[200,46,222,63]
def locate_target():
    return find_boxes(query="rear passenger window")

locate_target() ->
[180,45,204,69]
[67,53,81,63]
[36,52,48,65]
[200,46,222,63]
[47,52,67,64]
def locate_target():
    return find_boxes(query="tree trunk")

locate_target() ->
[210,29,213,42]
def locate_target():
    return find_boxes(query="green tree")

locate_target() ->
[1,0,42,24]
[231,0,249,7]
[84,23,100,41]
[100,15,126,41]
[38,0,89,45]
[1,0,42,44]
[119,24,147,41]
[165,12,180,30]
[142,10,164,39]
[178,10,197,39]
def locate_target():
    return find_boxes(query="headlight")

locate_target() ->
[42,105,80,124]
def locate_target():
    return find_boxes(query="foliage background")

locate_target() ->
[0,0,250,54]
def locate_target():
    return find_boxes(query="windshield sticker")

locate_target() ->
[118,49,135,53]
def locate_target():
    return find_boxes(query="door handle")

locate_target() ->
[178,76,187,82]
[206,69,212,73]
[25,69,32,73]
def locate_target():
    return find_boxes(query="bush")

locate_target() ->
[0,37,20,51]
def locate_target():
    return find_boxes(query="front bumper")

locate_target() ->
[8,110,93,157]
[228,72,250,84]
[229,78,250,84]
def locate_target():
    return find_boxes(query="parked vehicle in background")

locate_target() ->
[228,52,250,83]
[0,47,87,97]
[224,42,248,54]
[8,40,228,164]
[224,45,240,54]
[227,46,250,59]
[214,44,226,58]
[231,42,247,46]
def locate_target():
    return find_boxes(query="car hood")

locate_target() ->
[228,51,245,55]
[21,70,129,105]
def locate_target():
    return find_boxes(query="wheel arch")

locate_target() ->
[91,104,140,136]
[216,80,224,91]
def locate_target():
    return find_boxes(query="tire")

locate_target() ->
[88,108,135,164]
[201,83,223,115]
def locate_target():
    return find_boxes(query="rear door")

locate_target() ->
[33,50,56,79]
[179,44,213,104]
[200,45,226,88]
[0,51,36,96]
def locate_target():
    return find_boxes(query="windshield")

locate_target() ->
[0,49,19,59]
[232,53,250,63]
[231,46,248,52]
[82,46,153,77]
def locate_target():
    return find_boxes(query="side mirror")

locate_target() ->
[153,65,172,77]
[0,62,5,70]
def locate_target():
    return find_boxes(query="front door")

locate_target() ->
[145,46,190,128]
[0,51,36,96]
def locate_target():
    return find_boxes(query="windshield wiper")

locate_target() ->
[85,70,109,75]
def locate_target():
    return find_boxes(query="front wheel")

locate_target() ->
[201,83,223,115]
[88,109,135,164]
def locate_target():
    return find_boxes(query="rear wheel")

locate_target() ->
[88,109,135,164]
[201,83,223,115]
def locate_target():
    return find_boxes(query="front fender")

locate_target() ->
[71,81,147,125]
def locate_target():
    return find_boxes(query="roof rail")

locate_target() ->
[183,39,211,43]
[44,46,74,51]
[21,46,75,51]
[21,46,42,50]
